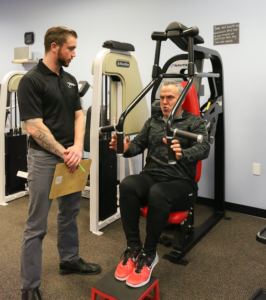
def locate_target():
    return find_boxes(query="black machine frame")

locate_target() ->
[100,21,226,263]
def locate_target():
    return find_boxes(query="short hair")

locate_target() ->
[162,80,184,95]
[44,26,78,53]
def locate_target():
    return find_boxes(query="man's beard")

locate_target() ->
[57,48,69,67]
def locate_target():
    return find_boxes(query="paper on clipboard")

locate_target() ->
[49,159,91,199]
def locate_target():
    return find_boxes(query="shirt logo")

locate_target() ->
[67,82,76,88]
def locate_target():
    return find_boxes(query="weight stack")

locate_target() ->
[99,138,117,221]
[5,134,28,196]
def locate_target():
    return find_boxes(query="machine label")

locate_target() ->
[116,60,130,68]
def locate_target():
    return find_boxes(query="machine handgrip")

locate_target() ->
[116,133,124,156]
[173,128,203,143]
[182,26,199,38]
[99,124,115,134]
[167,138,176,165]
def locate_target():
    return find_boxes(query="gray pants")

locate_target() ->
[21,148,81,291]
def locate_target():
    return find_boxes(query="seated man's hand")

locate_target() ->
[163,138,182,160]
[64,145,82,168]
[109,135,130,153]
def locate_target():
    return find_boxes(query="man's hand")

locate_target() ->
[109,135,130,153]
[67,165,79,173]
[163,138,182,160]
[64,144,82,169]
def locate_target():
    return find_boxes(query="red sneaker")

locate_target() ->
[126,252,159,288]
[114,248,140,281]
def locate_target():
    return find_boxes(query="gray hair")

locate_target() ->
[162,80,184,95]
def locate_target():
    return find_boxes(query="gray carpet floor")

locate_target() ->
[0,196,266,300]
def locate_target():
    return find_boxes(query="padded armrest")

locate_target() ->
[103,40,135,52]
[165,22,204,45]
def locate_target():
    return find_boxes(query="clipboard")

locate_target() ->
[49,159,91,199]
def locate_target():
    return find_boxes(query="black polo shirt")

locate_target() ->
[18,59,82,152]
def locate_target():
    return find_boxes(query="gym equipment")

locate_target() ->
[88,40,149,235]
[256,225,266,244]
[0,71,28,205]
[248,228,266,299]
[91,267,160,300]
[100,23,223,161]
[250,288,266,300]
[100,22,226,262]
[0,72,90,206]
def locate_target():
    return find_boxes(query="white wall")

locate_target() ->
[1,0,266,209]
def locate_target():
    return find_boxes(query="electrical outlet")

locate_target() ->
[253,163,260,176]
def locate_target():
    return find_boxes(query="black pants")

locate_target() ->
[119,173,197,257]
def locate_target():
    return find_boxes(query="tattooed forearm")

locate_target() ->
[25,119,40,127]
[33,130,64,158]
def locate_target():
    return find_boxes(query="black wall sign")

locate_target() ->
[116,60,130,68]
[214,23,239,45]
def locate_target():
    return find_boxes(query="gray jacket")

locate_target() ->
[124,110,210,184]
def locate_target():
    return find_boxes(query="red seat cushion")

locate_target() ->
[140,206,189,224]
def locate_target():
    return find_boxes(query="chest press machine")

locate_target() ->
[87,41,149,235]
[99,22,226,263]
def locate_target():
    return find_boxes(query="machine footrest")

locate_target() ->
[91,267,160,300]
[249,288,266,300]
[163,251,189,266]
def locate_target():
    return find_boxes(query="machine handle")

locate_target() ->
[99,124,115,134]
[182,26,199,37]
[167,137,176,165]
[167,130,203,165]
[173,129,203,143]
[116,132,124,157]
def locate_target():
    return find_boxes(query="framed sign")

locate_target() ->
[214,23,239,45]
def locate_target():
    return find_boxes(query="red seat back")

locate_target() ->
[179,82,202,183]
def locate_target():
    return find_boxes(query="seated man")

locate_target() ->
[109,80,210,288]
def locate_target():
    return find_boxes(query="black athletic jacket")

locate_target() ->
[123,110,210,184]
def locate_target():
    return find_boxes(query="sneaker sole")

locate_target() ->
[126,253,159,288]
[59,267,101,276]
[114,274,129,281]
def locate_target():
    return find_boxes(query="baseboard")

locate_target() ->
[197,197,266,219]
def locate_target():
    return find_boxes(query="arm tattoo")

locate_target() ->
[33,130,64,157]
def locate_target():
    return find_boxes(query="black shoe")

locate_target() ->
[59,257,101,275]
[22,288,42,300]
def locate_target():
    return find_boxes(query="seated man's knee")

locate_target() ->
[119,176,132,194]
[119,175,140,196]
[148,183,170,210]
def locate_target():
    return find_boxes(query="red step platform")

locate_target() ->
[91,267,160,300]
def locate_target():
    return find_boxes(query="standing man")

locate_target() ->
[110,81,210,288]
[18,26,101,300]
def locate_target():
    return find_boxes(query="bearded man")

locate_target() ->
[18,26,101,300]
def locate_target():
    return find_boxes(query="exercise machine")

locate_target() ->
[0,71,90,206]
[248,228,266,299]
[0,71,28,205]
[88,41,149,235]
[99,22,226,262]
